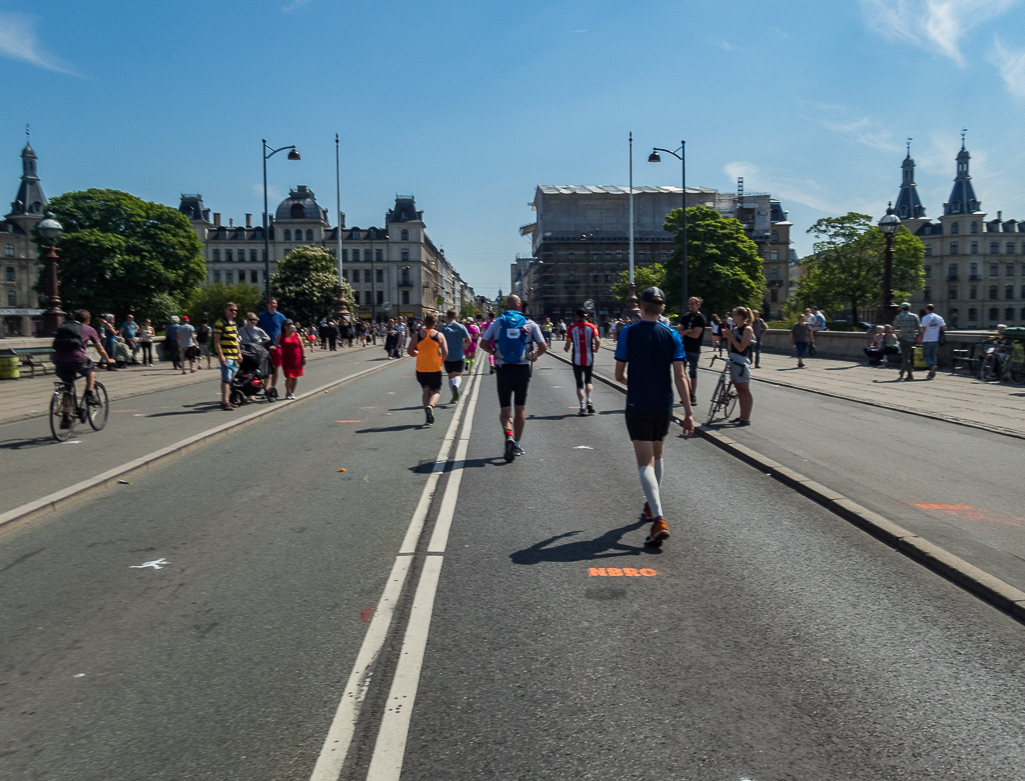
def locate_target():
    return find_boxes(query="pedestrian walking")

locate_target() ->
[196,318,213,369]
[565,307,600,415]
[722,306,755,426]
[257,297,287,398]
[327,320,339,351]
[483,311,497,374]
[480,294,547,461]
[138,319,155,365]
[541,317,554,347]
[276,319,306,400]
[893,301,922,381]
[710,314,723,355]
[678,296,705,405]
[613,287,694,546]
[177,315,197,373]
[791,314,812,369]
[408,312,448,426]
[166,316,180,370]
[920,303,946,380]
[439,309,471,403]
[751,310,767,369]
[464,318,480,372]
[213,302,240,411]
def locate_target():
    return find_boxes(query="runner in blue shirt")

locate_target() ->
[438,309,471,403]
[614,287,694,546]
[257,297,288,397]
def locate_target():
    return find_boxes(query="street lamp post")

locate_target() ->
[878,202,901,325]
[334,133,349,323]
[262,139,301,300]
[37,213,64,336]
[649,140,687,316]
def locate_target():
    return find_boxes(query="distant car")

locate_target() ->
[857,321,873,331]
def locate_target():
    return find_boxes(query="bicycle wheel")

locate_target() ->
[87,381,110,431]
[50,388,76,442]
[707,376,726,425]
[724,385,738,420]
[980,353,999,382]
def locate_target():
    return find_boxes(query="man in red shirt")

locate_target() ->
[564,308,601,416]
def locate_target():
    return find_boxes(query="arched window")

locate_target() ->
[306,230,313,241]
[283,229,291,241]
[291,203,305,218]
[401,229,409,241]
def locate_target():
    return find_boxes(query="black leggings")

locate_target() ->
[140,342,153,364]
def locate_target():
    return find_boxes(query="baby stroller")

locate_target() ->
[230,342,271,405]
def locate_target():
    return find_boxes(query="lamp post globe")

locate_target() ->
[878,202,901,325]
[37,213,65,336]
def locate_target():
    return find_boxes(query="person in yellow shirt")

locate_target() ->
[407,313,449,427]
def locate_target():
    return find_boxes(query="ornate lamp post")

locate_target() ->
[262,139,301,299]
[648,140,687,316]
[37,213,64,336]
[878,202,901,325]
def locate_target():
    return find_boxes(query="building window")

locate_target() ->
[261,250,267,261]
[991,242,1000,254]
[970,286,977,299]
[226,249,234,262]
[991,263,999,276]
[924,245,932,257]
[352,269,360,282]
[923,286,932,301]
[6,290,15,306]
[342,249,348,261]
[251,250,258,261]
[604,251,611,261]
[971,221,978,234]
[4,266,13,281]
[968,307,978,321]
[638,251,645,262]
[770,250,779,260]
[951,222,959,234]
[1007,285,1015,300]
[989,307,999,321]
[1007,308,1016,321]
[770,268,779,281]
[284,229,291,241]
[1008,263,1016,276]
[1021,307,1025,320]
[4,244,13,257]
[402,290,410,305]
[1008,242,1016,254]
[341,269,348,280]
[970,262,979,279]
[604,270,611,282]
[971,241,978,254]
[771,230,779,241]
[226,270,234,283]
[924,265,932,279]
[950,242,959,255]
[401,249,409,261]
[770,289,778,302]
[376,290,384,305]
[591,251,598,261]
[592,271,599,284]
[375,249,383,262]
[616,250,623,262]
[213,270,221,282]
[990,285,999,299]
[948,263,958,280]
[212,249,221,261]
[949,287,957,300]
[354,291,360,304]
[250,270,258,283]
[568,251,575,261]
[376,269,383,283]
[401,229,409,241]
[660,250,667,262]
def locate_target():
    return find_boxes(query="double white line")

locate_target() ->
[310,360,484,781]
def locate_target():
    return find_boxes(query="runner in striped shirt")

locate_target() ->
[564,308,601,416]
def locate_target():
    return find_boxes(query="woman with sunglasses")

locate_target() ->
[239,313,271,346]
[275,319,307,400]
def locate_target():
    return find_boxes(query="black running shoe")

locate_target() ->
[586,402,596,415]
[504,437,516,462]
[578,408,587,417]
[425,406,435,426]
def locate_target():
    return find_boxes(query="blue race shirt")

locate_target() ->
[258,310,287,345]
[614,320,686,413]
[439,321,469,361]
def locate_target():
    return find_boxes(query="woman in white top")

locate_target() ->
[239,313,271,346]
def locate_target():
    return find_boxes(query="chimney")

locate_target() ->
[998,211,1002,221]
[213,213,221,226]
[229,218,234,228]
[245,213,252,228]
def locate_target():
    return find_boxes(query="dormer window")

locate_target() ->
[291,203,305,218]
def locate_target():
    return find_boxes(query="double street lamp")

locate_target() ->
[878,202,901,325]
[648,141,687,316]
[37,213,64,336]
[262,139,301,300]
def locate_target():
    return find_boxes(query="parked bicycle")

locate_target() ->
[706,354,738,425]
[50,377,109,442]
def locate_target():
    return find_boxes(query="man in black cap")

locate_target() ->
[614,287,694,546]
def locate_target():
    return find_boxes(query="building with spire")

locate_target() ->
[897,134,1025,329]
[1,139,47,336]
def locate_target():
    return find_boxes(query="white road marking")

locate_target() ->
[129,558,168,570]
[309,361,482,781]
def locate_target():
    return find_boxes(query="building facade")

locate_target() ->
[1,141,46,336]
[181,191,473,321]
[520,184,793,321]
[895,140,1025,329]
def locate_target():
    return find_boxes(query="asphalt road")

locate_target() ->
[4,351,1025,780]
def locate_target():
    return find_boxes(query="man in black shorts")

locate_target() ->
[481,294,547,461]
[52,309,111,426]
[677,296,705,406]
[614,288,694,545]
[565,308,600,415]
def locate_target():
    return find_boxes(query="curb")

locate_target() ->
[0,357,401,533]
[549,350,1025,624]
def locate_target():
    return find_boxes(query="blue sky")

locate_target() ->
[2,0,1025,298]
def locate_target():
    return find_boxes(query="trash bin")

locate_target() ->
[913,345,927,370]
[0,355,21,379]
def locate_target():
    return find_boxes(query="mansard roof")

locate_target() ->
[386,196,423,224]
[6,142,47,221]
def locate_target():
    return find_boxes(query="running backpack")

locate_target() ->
[52,320,84,353]
[496,311,530,364]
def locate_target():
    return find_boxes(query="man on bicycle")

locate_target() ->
[52,309,110,408]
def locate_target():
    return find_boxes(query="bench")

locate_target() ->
[10,347,55,377]
[950,349,980,376]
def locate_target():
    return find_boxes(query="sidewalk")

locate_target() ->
[598,341,1025,439]
[0,342,381,427]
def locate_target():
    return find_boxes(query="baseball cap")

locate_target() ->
[182,316,189,322]
[811,306,818,310]
[171,315,180,323]
[640,287,665,303]
[901,301,911,309]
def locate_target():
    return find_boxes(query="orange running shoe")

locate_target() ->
[641,502,654,521]
[645,518,669,546]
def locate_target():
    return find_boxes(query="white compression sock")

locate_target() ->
[654,458,663,486]
[453,376,461,390]
[639,466,663,519]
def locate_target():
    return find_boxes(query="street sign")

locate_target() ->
[583,299,595,311]
[382,301,392,312]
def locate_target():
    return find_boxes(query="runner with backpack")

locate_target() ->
[480,294,547,462]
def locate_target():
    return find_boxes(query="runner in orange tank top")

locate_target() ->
[408,312,449,427]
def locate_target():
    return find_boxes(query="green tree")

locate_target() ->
[40,189,205,321]
[610,263,666,307]
[271,246,352,326]
[662,205,765,317]
[187,282,262,326]
[460,300,481,320]
[790,213,925,321]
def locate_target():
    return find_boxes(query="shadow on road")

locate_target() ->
[355,424,424,434]
[0,435,57,451]
[510,520,660,565]
[147,403,222,417]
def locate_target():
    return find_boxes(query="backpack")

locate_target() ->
[496,310,530,364]
[52,320,84,353]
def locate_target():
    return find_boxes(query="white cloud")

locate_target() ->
[796,102,901,153]
[0,12,79,75]
[860,0,1020,64]
[715,39,735,51]
[723,161,879,217]
[991,37,1025,97]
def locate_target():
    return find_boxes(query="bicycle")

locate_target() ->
[979,337,1025,386]
[705,354,738,425]
[50,377,109,442]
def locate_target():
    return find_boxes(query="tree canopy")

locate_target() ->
[611,263,666,307]
[788,213,924,321]
[271,245,352,325]
[187,282,262,326]
[41,189,205,321]
[662,205,765,318]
